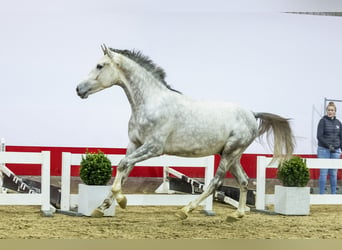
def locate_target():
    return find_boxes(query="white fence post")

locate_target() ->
[255,156,266,210]
[41,151,51,212]
[255,156,279,210]
[204,155,215,213]
[0,138,5,152]
[61,152,72,211]
[60,153,215,215]
[0,138,5,192]
[0,151,52,216]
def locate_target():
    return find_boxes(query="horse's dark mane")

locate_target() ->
[110,48,181,94]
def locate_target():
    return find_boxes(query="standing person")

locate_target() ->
[317,101,342,194]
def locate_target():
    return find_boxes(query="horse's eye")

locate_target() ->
[96,64,104,70]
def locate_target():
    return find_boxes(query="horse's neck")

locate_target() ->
[119,60,169,112]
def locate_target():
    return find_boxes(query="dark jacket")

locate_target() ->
[317,115,342,149]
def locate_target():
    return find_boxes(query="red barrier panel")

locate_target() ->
[4,145,339,179]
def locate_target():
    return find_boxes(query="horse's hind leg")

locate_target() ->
[176,145,246,220]
[175,154,233,220]
[225,160,249,222]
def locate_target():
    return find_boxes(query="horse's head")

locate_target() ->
[76,44,123,99]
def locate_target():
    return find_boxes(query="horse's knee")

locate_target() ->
[117,158,129,171]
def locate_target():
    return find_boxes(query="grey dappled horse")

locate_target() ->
[76,45,295,221]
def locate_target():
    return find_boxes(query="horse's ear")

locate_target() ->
[101,44,114,59]
[101,44,107,55]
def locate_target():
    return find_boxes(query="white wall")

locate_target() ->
[1,1,342,154]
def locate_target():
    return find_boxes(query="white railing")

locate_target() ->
[0,151,51,215]
[0,138,6,192]
[256,156,342,210]
[61,153,215,214]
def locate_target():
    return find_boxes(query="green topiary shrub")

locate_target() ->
[79,150,112,185]
[277,156,310,187]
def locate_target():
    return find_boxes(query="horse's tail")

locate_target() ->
[254,112,295,164]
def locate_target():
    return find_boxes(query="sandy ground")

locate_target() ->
[1,202,342,239]
[1,177,342,239]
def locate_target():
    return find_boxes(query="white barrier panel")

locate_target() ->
[0,151,51,215]
[256,156,342,210]
[61,153,215,214]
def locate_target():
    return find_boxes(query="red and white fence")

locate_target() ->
[256,156,342,210]
[0,150,52,216]
[61,152,215,214]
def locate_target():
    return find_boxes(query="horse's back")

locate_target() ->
[175,98,257,133]
[162,98,258,156]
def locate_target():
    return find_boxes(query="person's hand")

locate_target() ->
[329,145,336,153]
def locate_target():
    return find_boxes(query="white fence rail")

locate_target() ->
[61,153,215,214]
[256,156,342,210]
[0,151,51,215]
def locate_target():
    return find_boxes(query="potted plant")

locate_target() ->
[274,156,311,215]
[78,150,115,216]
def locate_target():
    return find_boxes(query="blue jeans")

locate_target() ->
[318,146,341,194]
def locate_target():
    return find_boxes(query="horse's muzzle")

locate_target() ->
[76,86,86,99]
[76,82,90,99]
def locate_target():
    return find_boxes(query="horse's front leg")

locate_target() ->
[91,142,163,217]
[89,160,130,217]
[90,159,131,217]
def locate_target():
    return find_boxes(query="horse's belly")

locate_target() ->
[163,119,257,157]
[164,148,221,157]
[163,134,226,157]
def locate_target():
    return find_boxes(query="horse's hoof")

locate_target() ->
[175,209,188,220]
[226,215,240,222]
[117,196,127,209]
[91,208,104,218]
[226,211,243,222]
